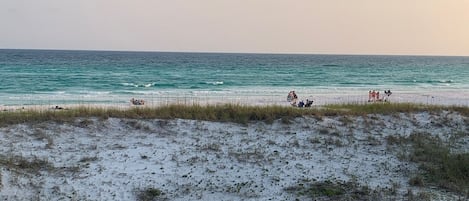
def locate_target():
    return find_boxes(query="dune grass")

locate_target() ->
[0,104,308,126]
[387,132,469,196]
[0,103,468,126]
[285,179,398,200]
[408,133,469,196]
[324,102,469,115]
[0,154,54,174]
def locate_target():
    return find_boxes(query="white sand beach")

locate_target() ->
[0,104,467,200]
[1,90,468,113]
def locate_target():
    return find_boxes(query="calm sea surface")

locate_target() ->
[1,49,468,106]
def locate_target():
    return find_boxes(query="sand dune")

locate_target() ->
[0,110,467,200]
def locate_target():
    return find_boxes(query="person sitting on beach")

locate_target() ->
[287,91,294,102]
[293,91,298,105]
[383,90,392,102]
[298,100,305,107]
[304,99,313,107]
[287,91,298,106]
[385,90,392,96]
[131,98,145,105]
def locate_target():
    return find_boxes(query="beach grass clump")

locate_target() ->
[135,187,164,201]
[323,102,446,115]
[0,155,54,174]
[405,189,434,201]
[389,132,469,195]
[411,135,469,195]
[284,180,397,200]
[284,180,346,198]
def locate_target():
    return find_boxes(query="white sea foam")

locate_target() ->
[121,83,154,88]
[206,81,224,85]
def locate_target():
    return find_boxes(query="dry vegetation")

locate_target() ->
[1,103,469,126]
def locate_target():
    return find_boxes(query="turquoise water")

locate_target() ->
[1,49,468,106]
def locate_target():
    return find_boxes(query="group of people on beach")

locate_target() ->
[287,91,313,107]
[368,90,392,102]
[130,98,145,105]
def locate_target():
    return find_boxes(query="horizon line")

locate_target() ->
[1,48,468,58]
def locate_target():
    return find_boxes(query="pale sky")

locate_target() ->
[1,0,469,56]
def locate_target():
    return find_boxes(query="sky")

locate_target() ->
[1,0,469,56]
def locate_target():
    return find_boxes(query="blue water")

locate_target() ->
[1,49,468,106]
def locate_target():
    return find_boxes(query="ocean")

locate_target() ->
[1,49,468,107]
